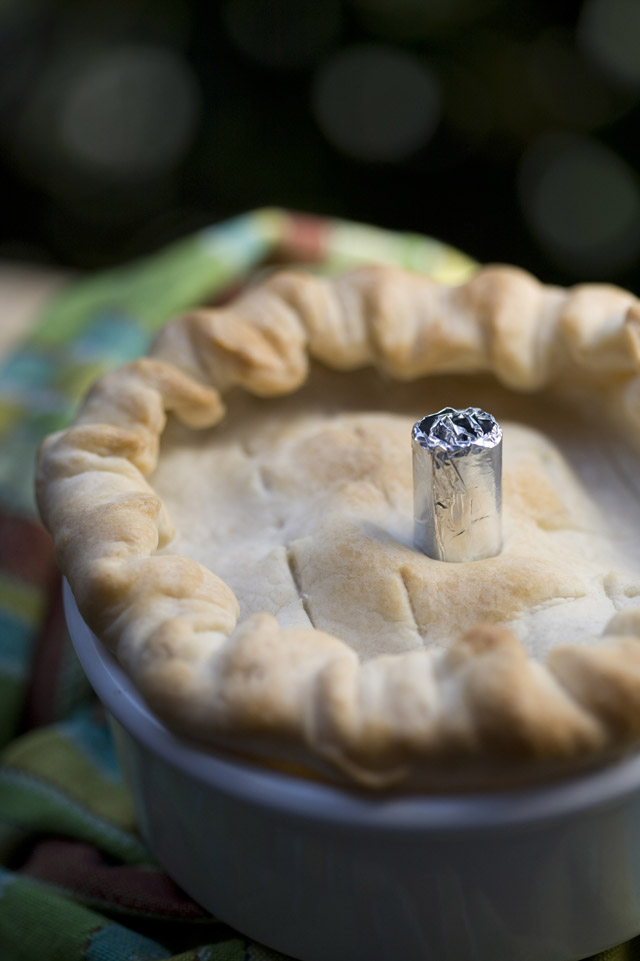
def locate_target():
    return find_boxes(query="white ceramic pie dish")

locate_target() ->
[64,579,640,961]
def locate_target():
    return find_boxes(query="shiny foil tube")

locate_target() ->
[412,407,502,563]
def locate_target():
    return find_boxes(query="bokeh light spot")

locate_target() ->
[60,44,201,180]
[519,133,640,275]
[526,28,618,129]
[578,0,640,90]
[351,0,499,41]
[224,0,342,70]
[312,44,440,163]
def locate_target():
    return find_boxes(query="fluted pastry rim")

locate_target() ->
[36,264,640,788]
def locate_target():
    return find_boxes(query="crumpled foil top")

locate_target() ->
[413,407,502,456]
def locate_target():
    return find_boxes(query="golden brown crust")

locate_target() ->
[36,263,640,789]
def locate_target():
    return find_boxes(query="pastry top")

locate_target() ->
[36,263,640,789]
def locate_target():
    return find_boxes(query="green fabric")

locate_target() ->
[0,208,634,959]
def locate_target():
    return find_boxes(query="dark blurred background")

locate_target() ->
[1,0,640,290]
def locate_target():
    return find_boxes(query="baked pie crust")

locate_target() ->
[36,264,640,789]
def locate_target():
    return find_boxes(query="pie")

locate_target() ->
[36,264,640,789]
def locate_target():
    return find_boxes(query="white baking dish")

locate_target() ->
[64,580,640,961]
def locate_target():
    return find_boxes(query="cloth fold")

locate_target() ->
[0,208,633,960]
